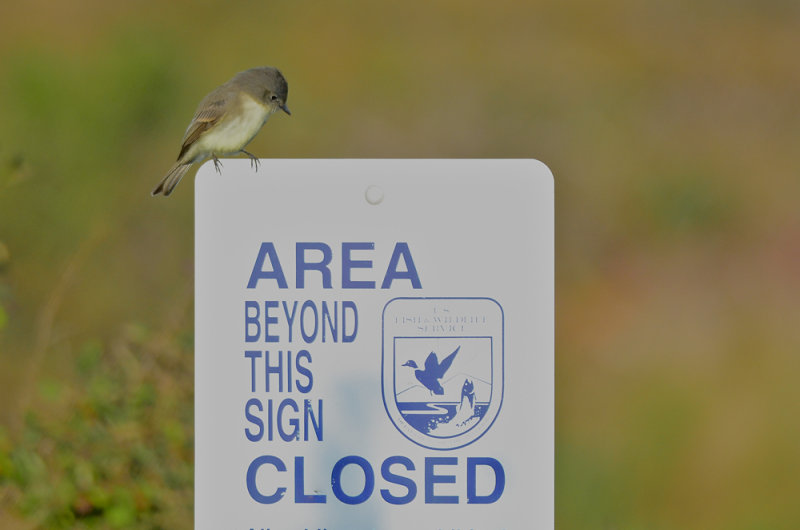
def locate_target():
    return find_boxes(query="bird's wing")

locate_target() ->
[423,352,440,373]
[436,346,460,377]
[177,93,231,161]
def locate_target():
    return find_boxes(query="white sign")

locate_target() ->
[195,159,554,529]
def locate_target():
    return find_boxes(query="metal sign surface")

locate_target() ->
[195,159,553,529]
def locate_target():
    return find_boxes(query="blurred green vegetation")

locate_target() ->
[1,0,799,528]
[1,327,192,528]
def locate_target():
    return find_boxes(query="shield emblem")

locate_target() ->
[382,297,504,450]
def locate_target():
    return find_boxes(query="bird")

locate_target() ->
[151,66,290,197]
[402,346,460,395]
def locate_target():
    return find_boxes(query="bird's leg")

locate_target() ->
[241,150,260,171]
[212,155,223,174]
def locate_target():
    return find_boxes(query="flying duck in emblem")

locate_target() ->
[402,346,461,395]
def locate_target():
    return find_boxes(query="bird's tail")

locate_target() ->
[151,163,192,197]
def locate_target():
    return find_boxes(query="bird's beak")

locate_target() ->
[280,103,291,116]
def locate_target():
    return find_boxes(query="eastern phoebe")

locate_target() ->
[151,66,290,197]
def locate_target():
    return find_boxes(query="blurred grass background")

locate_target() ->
[1,0,799,528]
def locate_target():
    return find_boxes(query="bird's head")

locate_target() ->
[260,67,291,116]
[266,89,291,116]
[402,360,418,369]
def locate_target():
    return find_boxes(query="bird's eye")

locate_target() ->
[270,94,279,101]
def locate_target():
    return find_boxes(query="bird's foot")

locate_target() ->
[242,150,260,171]
[212,155,223,174]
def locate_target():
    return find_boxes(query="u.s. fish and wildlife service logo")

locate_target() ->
[382,298,504,450]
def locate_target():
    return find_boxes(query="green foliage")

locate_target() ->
[5,33,181,160]
[0,33,185,258]
[0,328,193,529]
[623,168,737,242]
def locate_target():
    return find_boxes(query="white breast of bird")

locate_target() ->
[197,93,272,156]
